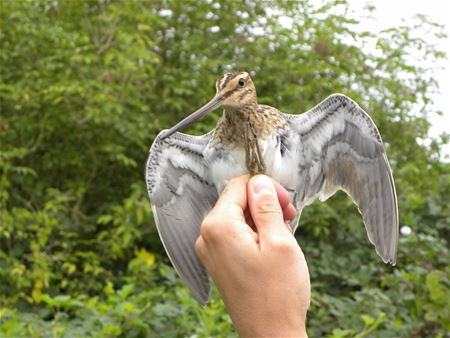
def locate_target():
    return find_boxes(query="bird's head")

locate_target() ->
[215,71,257,109]
[160,71,257,140]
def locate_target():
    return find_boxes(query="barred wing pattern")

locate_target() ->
[284,94,398,264]
[145,131,217,305]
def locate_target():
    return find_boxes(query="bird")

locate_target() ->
[145,71,398,306]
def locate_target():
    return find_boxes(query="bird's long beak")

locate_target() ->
[159,95,223,140]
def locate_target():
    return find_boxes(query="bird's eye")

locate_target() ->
[238,78,245,87]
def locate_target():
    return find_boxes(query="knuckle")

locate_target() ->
[228,176,242,185]
[269,235,297,255]
[229,175,247,185]
[222,177,239,195]
[194,236,205,260]
[200,213,223,242]
[255,195,282,216]
[220,185,232,198]
[223,175,247,193]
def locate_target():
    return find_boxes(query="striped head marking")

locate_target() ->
[159,71,257,140]
[215,71,257,109]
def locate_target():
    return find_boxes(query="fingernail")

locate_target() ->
[252,175,275,195]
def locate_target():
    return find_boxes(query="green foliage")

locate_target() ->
[1,262,234,337]
[1,0,449,336]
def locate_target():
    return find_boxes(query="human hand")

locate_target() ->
[195,175,310,337]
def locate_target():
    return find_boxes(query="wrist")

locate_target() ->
[231,305,308,337]
[235,323,308,338]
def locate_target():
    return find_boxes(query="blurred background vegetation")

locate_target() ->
[0,0,449,337]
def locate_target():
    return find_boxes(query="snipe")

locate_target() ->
[146,71,398,305]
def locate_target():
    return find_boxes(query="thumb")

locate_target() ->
[248,175,288,239]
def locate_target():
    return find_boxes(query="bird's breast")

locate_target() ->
[203,130,299,193]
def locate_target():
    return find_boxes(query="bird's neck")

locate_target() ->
[223,102,258,125]
[214,103,283,147]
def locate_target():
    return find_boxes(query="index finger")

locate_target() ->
[213,175,250,215]
[203,175,257,246]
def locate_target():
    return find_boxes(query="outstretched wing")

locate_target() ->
[284,94,398,264]
[146,130,218,305]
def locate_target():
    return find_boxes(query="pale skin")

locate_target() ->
[195,175,311,337]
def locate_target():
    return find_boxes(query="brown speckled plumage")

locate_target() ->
[210,72,288,174]
[213,105,287,147]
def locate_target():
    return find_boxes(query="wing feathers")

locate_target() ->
[146,131,217,305]
[286,94,398,264]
